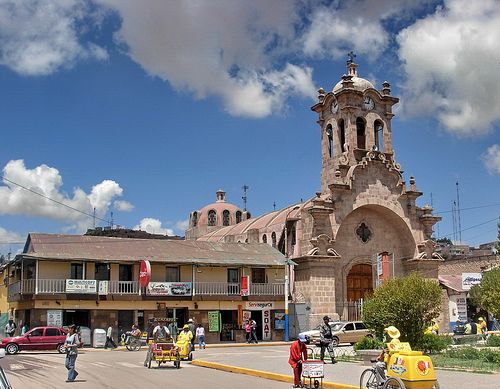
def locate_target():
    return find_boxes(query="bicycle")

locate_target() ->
[121,333,142,351]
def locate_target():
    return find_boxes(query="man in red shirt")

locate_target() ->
[288,333,308,388]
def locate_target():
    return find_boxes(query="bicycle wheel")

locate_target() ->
[131,339,141,351]
[383,376,405,389]
[360,368,378,389]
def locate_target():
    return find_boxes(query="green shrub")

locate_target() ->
[362,273,442,347]
[353,336,384,351]
[416,334,452,354]
[486,335,500,347]
[446,347,500,365]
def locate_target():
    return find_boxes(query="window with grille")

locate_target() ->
[223,210,230,226]
[208,210,216,226]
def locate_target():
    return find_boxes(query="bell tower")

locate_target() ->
[311,55,399,194]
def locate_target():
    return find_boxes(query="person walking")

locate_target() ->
[64,324,79,383]
[195,323,206,350]
[5,319,16,337]
[245,320,252,343]
[319,316,337,364]
[250,319,258,344]
[105,324,117,349]
[288,333,308,388]
[188,319,196,352]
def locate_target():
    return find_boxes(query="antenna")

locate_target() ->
[93,207,96,229]
[110,211,114,229]
[456,180,462,243]
[451,200,457,243]
[242,185,249,211]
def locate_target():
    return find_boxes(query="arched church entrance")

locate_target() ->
[346,264,373,301]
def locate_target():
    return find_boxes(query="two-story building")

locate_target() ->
[7,233,287,343]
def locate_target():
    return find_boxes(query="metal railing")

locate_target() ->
[250,283,284,295]
[37,279,66,294]
[108,281,139,294]
[194,282,240,295]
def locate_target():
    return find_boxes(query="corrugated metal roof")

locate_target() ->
[20,233,286,266]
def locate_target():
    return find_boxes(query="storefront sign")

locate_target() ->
[47,310,63,327]
[274,312,285,330]
[139,260,151,287]
[146,282,192,296]
[262,309,271,340]
[245,301,274,310]
[66,279,97,293]
[208,311,220,332]
[242,310,251,324]
[302,361,324,378]
[240,275,250,296]
[461,273,482,290]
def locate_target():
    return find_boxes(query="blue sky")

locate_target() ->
[0,0,499,255]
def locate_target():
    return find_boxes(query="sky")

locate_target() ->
[0,0,499,257]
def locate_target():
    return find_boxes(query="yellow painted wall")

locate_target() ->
[110,264,119,281]
[86,262,95,278]
[0,268,9,313]
[180,265,192,281]
[38,261,69,279]
[194,267,232,282]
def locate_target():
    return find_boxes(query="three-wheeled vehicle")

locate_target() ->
[145,338,192,369]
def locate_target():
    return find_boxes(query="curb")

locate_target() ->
[192,359,358,389]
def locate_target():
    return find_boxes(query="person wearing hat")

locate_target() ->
[188,319,196,351]
[478,317,487,334]
[177,324,194,352]
[384,326,401,343]
[153,319,170,342]
[64,324,79,383]
[288,334,309,388]
[319,316,337,364]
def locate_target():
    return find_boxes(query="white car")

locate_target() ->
[298,322,341,345]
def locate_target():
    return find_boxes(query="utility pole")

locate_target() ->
[456,180,462,243]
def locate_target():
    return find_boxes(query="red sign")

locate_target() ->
[240,276,250,296]
[139,260,151,287]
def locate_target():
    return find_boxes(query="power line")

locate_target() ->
[434,202,500,214]
[2,176,111,225]
[438,217,499,239]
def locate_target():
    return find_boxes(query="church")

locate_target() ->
[185,57,442,326]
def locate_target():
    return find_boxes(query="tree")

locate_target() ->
[362,272,442,348]
[435,237,452,246]
[468,268,500,318]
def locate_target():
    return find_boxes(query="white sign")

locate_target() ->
[47,310,63,327]
[302,361,324,378]
[377,254,383,277]
[449,293,468,323]
[245,301,274,310]
[146,282,192,296]
[98,280,108,295]
[262,309,271,341]
[66,279,97,293]
[461,273,482,291]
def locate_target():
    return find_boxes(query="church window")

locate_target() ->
[236,211,242,224]
[246,212,252,219]
[192,211,198,227]
[374,120,383,151]
[271,232,277,248]
[338,119,346,152]
[223,210,230,226]
[208,210,217,226]
[262,234,267,243]
[326,125,334,158]
[356,222,372,243]
[356,117,366,149]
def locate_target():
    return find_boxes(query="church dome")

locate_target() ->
[333,76,374,93]
[191,190,245,229]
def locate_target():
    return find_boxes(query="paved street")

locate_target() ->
[1,345,498,389]
[0,348,291,389]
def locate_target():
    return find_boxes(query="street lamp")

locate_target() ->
[284,205,300,342]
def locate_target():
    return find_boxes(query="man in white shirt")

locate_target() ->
[104,325,117,349]
[153,320,170,342]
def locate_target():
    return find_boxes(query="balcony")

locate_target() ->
[193,282,284,296]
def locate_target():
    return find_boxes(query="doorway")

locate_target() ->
[346,264,373,301]
[118,310,134,336]
[64,310,90,328]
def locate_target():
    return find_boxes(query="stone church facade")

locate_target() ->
[186,59,442,325]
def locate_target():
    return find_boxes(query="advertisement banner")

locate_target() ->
[98,280,108,295]
[240,275,250,296]
[47,310,63,327]
[262,309,271,340]
[208,311,220,332]
[146,282,192,296]
[139,260,151,288]
[245,301,274,310]
[274,312,285,330]
[461,273,482,291]
[66,279,97,293]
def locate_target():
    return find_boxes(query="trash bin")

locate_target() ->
[79,326,91,346]
[93,329,106,348]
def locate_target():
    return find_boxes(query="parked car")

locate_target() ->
[330,321,373,346]
[0,326,67,355]
[298,321,341,345]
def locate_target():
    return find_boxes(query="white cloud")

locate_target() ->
[0,0,108,76]
[482,144,500,175]
[0,227,24,256]
[175,219,189,233]
[92,0,315,118]
[114,200,134,212]
[397,0,500,136]
[0,160,127,232]
[134,218,173,236]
